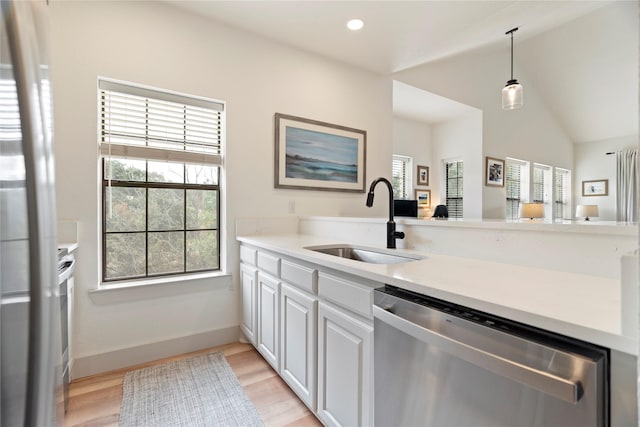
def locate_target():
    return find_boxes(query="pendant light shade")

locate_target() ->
[502,27,523,110]
[502,80,523,110]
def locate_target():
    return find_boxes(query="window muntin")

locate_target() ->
[445,160,463,218]
[392,155,412,199]
[99,79,223,283]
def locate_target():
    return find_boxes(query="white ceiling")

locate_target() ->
[165,0,609,74]
[393,81,478,124]
[165,0,637,141]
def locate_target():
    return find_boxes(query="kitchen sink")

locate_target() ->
[305,245,425,264]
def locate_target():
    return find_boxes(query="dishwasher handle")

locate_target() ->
[373,305,583,404]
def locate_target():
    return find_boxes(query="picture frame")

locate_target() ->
[416,165,429,186]
[582,179,609,196]
[415,189,431,208]
[274,113,366,192]
[485,157,505,187]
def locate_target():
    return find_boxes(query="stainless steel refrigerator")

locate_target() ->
[1,1,62,425]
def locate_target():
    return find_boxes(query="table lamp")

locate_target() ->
[519,203,544,220]
[576,205,598,221]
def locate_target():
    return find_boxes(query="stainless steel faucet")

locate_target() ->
[366,177,405,249]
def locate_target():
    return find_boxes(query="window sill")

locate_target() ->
[89,271,232,305]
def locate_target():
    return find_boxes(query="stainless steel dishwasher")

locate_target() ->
[373,285,608,427]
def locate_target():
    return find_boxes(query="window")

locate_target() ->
[505,158,529,220]
[531,163,552,220]
[392,155,412,199]
[99,80,224,282]
[554,168,572,221]
[445,160,463,218]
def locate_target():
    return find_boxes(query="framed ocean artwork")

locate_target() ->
[274,113,366,192]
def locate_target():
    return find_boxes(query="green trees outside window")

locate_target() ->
[103,159,219,281]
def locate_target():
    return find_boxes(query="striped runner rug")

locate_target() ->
[119,352,263,427]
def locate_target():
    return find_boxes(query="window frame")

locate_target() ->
[532,163,552,219]
[100,159,221,283]
[392,154,412,200]
[553,167,572,221]
[505,157,530,220]
[98,78,224,284]
[444,159,463,218]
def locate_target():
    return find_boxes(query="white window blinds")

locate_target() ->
[533,163,551,204]
[392,155,412,199]
[532,168,544,203]
[554,168,571,220]
[445,160,463,218]
[99,80,224,166]
[505,159,522,220]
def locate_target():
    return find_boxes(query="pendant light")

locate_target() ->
[502,27,523,110]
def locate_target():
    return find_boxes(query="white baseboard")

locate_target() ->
[71,326,240,379]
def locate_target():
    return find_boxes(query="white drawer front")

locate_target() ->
[240,245,257,266]
[318,272,373,319]
[257,251,281,277]
[281,260,317,293]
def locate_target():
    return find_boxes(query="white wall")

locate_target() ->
[392,117,431,201]
[393,41,573,219]
[574,135,637,221]
[431,111,483,219]
[49,1,392,375]
[298,216,637,280]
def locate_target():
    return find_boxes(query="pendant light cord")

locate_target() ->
[510,31,514,80]
[506,27,518,83]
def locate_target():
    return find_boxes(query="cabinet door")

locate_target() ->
[240,263,258,345]
[257,272,280,371]
[317,301,373,427]
[280,282,317,410]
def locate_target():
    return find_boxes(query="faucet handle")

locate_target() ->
[395,231,405,240]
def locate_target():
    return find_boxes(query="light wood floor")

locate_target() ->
[64,342,323,427]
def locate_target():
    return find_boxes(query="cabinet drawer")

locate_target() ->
[240,245,257,266]
[257,251,281,277]
[318,273,373,319]
[281,260,317,293]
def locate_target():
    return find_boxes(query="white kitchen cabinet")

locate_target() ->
[317,300,373,427]
[238,244,376,425]
[280,282,317,410]
[257,271,280,371]
[240,263,258,345]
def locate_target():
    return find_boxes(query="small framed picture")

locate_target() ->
[582,179,608,196]
[415,189,431,208]
[485,157,505,187]
[416,165,429,186]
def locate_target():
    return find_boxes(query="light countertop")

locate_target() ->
[237,233,637,356]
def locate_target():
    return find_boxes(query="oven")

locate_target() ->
[57,248,75,413]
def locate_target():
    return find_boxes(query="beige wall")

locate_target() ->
[393,44,573,219]
[49,0,392,371]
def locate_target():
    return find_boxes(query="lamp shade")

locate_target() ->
[576,205,599,221]
[519,203,544,219]
[502,28,523,110]
[502,81,523,110]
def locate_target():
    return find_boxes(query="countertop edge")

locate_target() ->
[237,234,638,356]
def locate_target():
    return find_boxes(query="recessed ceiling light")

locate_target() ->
[347,19,364,31]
